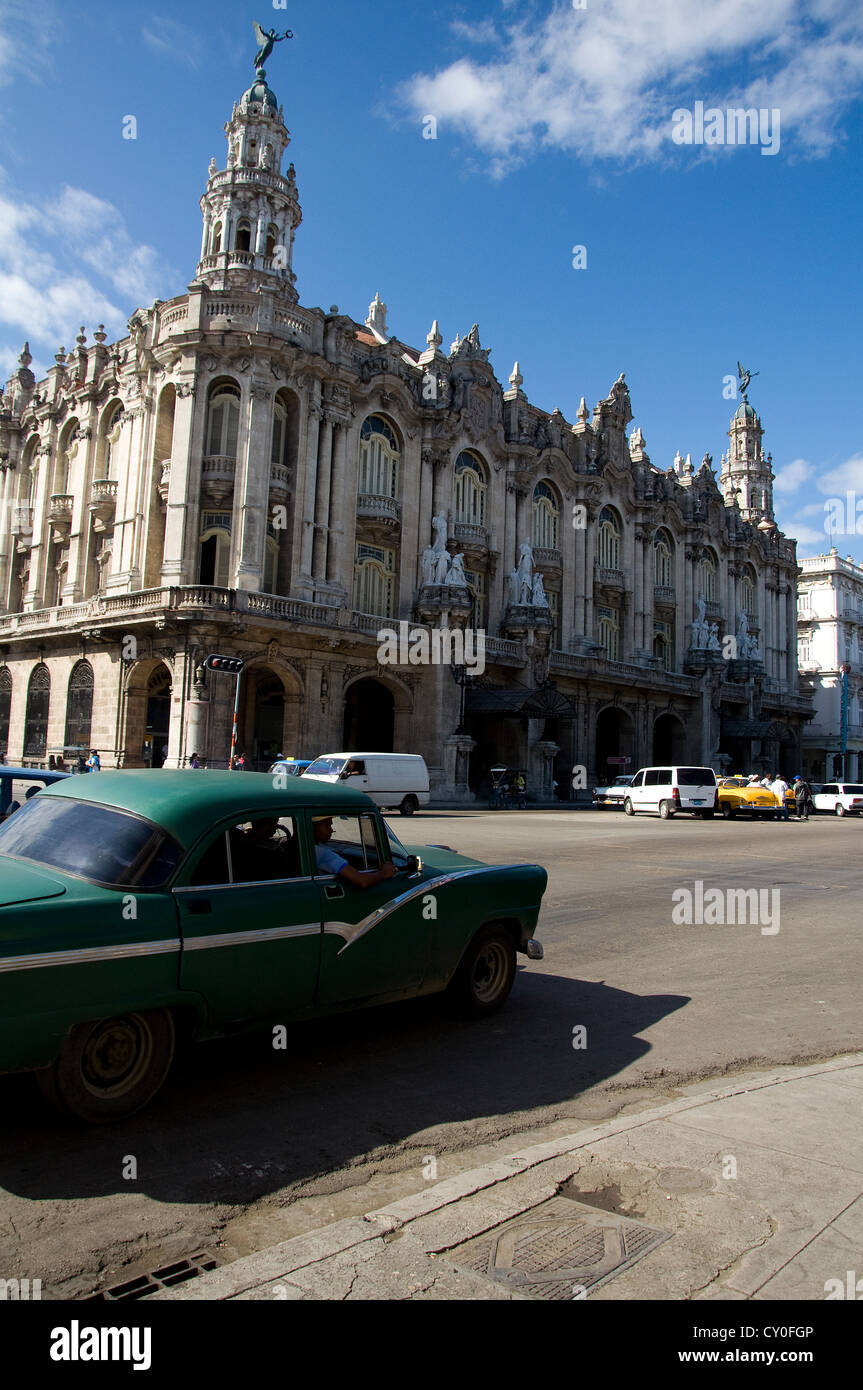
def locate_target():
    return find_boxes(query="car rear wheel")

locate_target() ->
[721,802,735,819]
[445,925,517,1018]
[399,795,419,816]
[623,798,635,816]
[659,800,674,819]
[35,1009,176,1124]
[836,803,846,817]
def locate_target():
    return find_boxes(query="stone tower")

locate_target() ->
[195,65,302,301]
[719,395,774,525]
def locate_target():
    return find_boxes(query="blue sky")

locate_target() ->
[1,0,861,559]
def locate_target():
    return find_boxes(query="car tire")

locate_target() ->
[701,810,715,820]
[623,798,635,816]
[836,803,846,817]
[721,803,734,819]
[659,800,673,819]
[399,795,419,817]
[35,1009,176,1124]
[445,924,517,1018]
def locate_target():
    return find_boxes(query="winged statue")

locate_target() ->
[253,21,293,71]
[737,361,759,399]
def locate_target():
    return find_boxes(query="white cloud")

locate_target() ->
[817,454,863,493]
[0,173,173,380]
[773,456,815,492]
[0,0,61,88]
[449,19,501,47]
[400,0,863,169]
[141,17,200,68]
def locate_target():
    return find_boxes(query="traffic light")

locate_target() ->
[204,654,244,674]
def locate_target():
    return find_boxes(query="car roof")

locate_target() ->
[0,767,70,782]
[39,770,374,848]
[313,752,422,760]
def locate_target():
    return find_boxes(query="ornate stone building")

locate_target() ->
[0,63,812,795]
[797,551,863,782]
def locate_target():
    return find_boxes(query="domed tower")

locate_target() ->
[196,62,302,302]
[719,391,774,525]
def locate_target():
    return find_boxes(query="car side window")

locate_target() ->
[187,816,302,886]
[189,831,231,886]
[314,813,381,876]
[644,770,659,787]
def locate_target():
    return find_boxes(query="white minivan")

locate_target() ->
[303,752,430,816]
[623,766,718,819]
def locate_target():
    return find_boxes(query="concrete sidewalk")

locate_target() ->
[156,1055,863,1301]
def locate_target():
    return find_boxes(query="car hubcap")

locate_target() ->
[80,1016,153,1098]
[471,942,508,1004]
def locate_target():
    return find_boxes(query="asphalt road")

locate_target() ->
[1,809,860,1298]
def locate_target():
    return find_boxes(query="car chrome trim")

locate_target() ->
[182,924,321,950]
[326,864,535,953]
[173,876,311,893]
[0,938,181,974]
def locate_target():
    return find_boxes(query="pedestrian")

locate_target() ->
[189,751,201,769]
[500,774,510,809]
[770,772,790,822]
[86,749,101,773]
[237,751,246,771]
[514,773,526,809]
[793,775,812,821]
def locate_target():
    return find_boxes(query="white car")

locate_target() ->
[623,766,718,819]
[592,774,634,808]
[812,783,863,816]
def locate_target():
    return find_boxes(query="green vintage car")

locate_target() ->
[0,771,546,1122]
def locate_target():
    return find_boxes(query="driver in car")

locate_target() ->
[312,816,397,889]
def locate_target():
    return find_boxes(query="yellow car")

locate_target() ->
[717,777,795,819]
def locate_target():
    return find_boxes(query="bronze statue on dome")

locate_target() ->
[253,21,293,72]
[737,361,759,401]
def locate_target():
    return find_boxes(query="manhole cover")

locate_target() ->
[450,1197,671,1300]
[83,1251,221,1301]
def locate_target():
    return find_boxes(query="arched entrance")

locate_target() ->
[343,679,394,751]
[122,660,172,767]
[594,705,635,780]
[653,711,687,765]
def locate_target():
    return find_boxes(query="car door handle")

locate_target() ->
[187,898,212,915]
[325,883,345,899]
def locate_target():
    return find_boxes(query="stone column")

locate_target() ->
[326,419,349,586]
[298,399,321,579]
[184,664,210,764]
[312,413,333,578]
[584,509,596,639]
[514,484,530,554]
[236,384,273,591]
[162,381,203,585]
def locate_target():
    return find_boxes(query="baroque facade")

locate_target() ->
[0,64,813,796]
[797,551,863,782]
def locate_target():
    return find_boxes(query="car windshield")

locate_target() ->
[0,797,183,889]
[305,757,346,777]
[383,820,411,866]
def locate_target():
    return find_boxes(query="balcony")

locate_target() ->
[595,566,626,592]
[356,494,400,527]
[704,599,722,618]
[533,546,562,572]
[201,456,236,504]
[453,521,490,555]
[269,465,291,505]
[88,479,117,529]
[48,494,74,536]
[654,585,676,605]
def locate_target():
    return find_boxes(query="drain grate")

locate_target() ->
[451,1197,670,1300]
[85,1251,221,1301]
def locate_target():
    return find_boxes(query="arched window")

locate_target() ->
[97,403,124,481]
[742,566,757,615]
[533,481,560,550]
[199,511,232,587]
[464,567,488,628]
[358,416,399,499]
[700,548,718,603]
[597,607,619,661]
[55,419,79,495]
[654,620,674,672]
[64,660,94,752]
[24,663,50,759]
[454,452,486,527]
[206,383,241,458]
[654,529,674,588]
[598,507,622,571]
[271,399,288,469]
[211,221,222,254]
[353,543,395,618]
[0,667,11,757]
[265,224,279,258]
[235,218,252,252]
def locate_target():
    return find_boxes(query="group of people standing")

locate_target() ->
[491,773,527,809]
[747,773,814,821]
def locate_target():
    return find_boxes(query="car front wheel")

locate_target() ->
[446,925,517,1018]
[36,1009,176,1124]
[623,798,635,816]
[721,802,734,819]
[659,800,674,819]
[836,803,846,817]
[399,795,418,816]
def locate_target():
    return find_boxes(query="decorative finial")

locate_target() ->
[252,20,293,73]
[18,343,32,369]
[427,319,443,350]
[94,325,107,345]
[76,326,87,349]
[365,292,388,339]
[509,361,523,389]
[55,347,67,366]
[576,397,588,423]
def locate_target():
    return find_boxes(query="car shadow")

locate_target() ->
[0,973,688,1205]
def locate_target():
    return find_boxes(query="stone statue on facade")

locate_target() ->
[433,549,450,585]
[260,143,274,170]
[208,157,218,178]
[421,545,438,587]
[692,595,708,649]
[446,553,468,588]
[253,21,293,71]
[531,571,549,608]
[431,513,448,554]
[707,623,721,652]
[737,361,759,401]
[507,568,520,606]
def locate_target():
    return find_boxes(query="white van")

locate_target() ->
[303,752,430,816]
[623,766,718,819]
